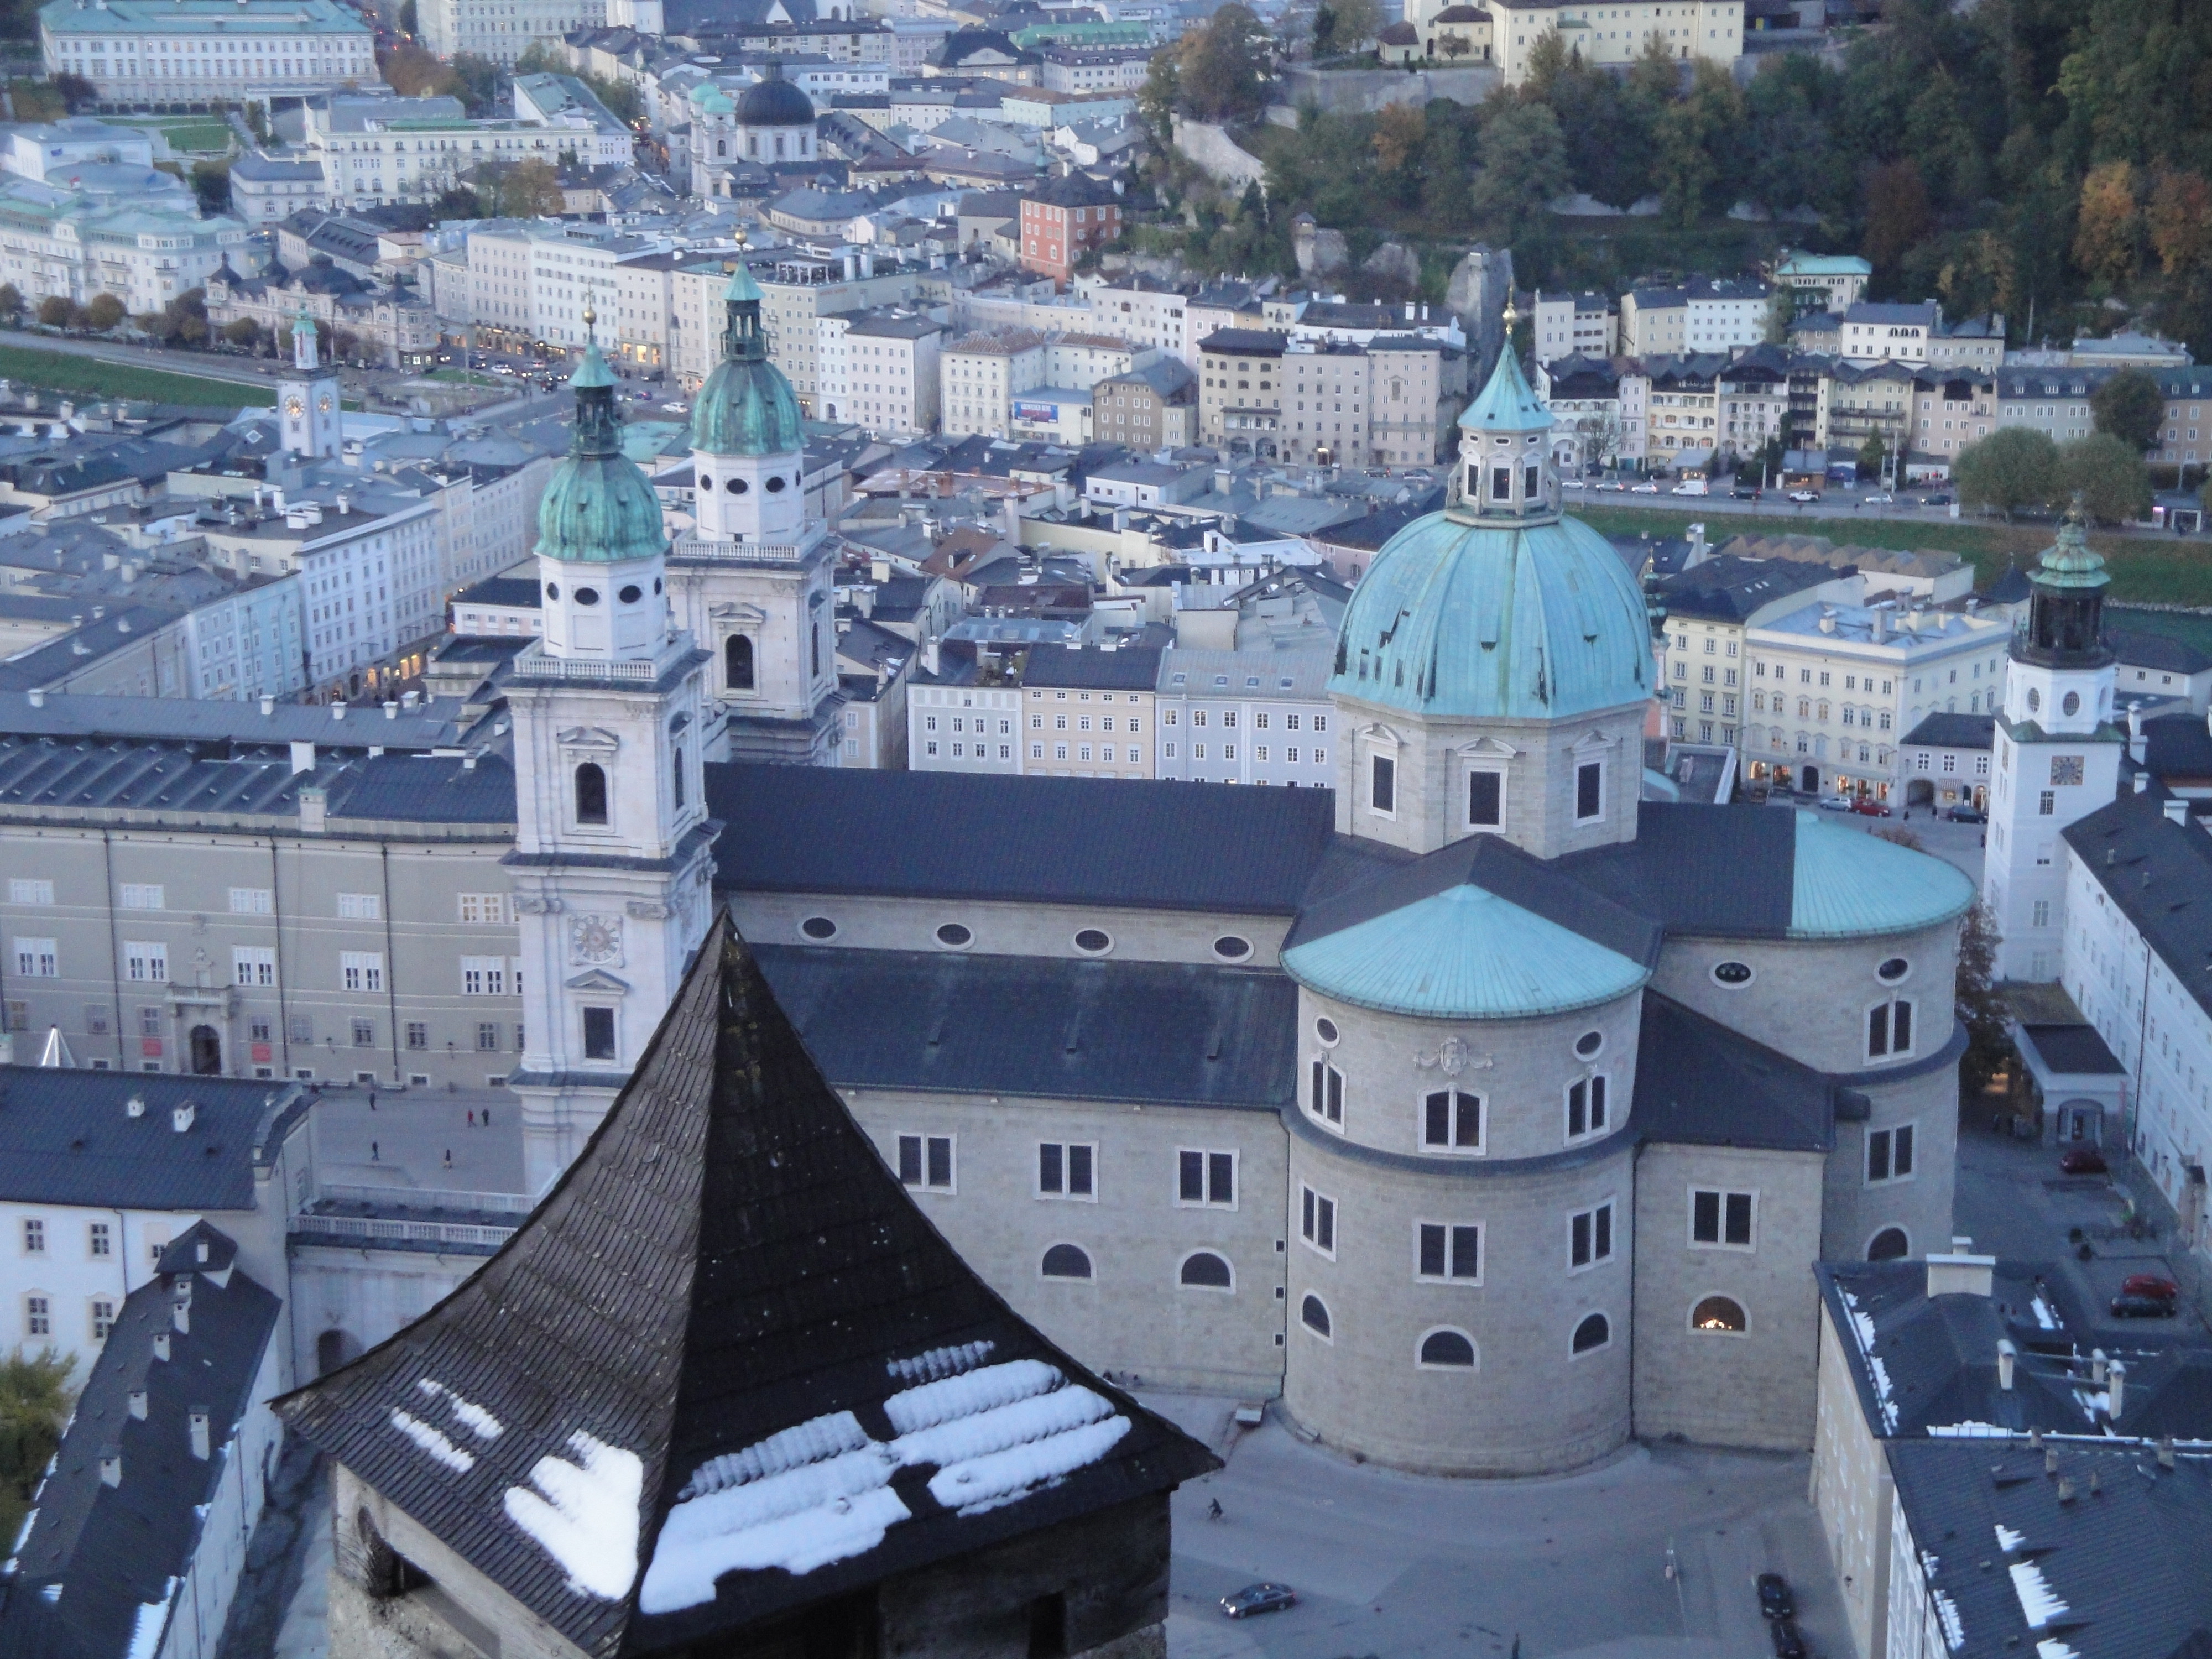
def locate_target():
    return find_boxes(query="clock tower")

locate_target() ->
[280,305,341,461]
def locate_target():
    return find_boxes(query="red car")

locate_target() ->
[2120,1274,2179,1301]
[2059,1147,2108,1175]
[1849,797,1893,817]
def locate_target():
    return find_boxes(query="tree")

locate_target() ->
[514,41,565,74]
[2073,160,2140,287]
[0,283,19,317]
[432,184,483,220]
[84,293,124,331]
[35,294,70,328]
[0,1352,75,1550]
[1370,102,1426,191]
[1175,3,1271,122]
[2059,432,2152,525]
[1954,901,2010,1093]
[2147,170,2212,279]
[2091,367,2166,453]
[398,0,417,33]
[1857,430,1887,481]
[190,159,231,217]
[223,317,261,348]
[1324,0,1380,51]
[1469,102,1569,239]
[381,43,458,98]
[1862,159,1930,274]
[1954,425,2060,519]
[1137,48,1179,139]
[51,72,95,113]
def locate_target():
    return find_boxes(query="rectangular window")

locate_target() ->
[9,879,53,905]
[1689,1188,1756,1248]
[1178,1149,1237,1207]
[477,1021,501,1051]
[1416,1221,1481,1282]
[351,1018,375,1047]
[1310,1058,1344,1126]
[1036,1141,1096,1199]
[25,1296,49,1337]
[461,956,508,995]
[89,1221,111,1258]
[457,893,508,924]
[897,1133,955,1191]
[582,1006,617,1060]
[228,886,272,914]
[1569,1201,1614,1270]
[23,1218,44,1254]
[1468,769,1502,828]
[1867,1124,1917,1184]
[288,1014,314,1045]
[232,946,275,987]
[2032,899,2051,928]
[2038,790,2055,816]
[13,938,58,978]
[1575,760,1603,822]
[1422,1089,1483,1152]
[1370,753,1395,815]
[1867,999,1913,1060]
[337,893,381,920]
[1566,1074,1608,1139]
[119,883,165,910]
[91,1298,115,1342]
[405,1022,429,1051]
[341,951,384,993]
[1300,1184,1337,1256]
[124,942,167,983]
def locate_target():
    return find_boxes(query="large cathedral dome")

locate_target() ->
[691,263,805,457]
[536,336,666,564]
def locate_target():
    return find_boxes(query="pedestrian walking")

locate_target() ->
[443,1149,453,1170]
[371,1140,379,1161]
[467,1109,476,1127]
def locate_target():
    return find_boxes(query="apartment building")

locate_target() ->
[1484,0,1743,84]
[40,0,373,106]
[682,248,928,404]
[1622,277,1769,357]
[1018,171,1122,287]
[1533,290,1617,360]
[416,0,608,66]
[1154,648,1334,787]
[0,180,253,314]
[940,327,1045,437]
[1017,643,1159,778]
[2148,366,2212,475]
[1281,341,1368,466]
[1840,301,1938,364]
[816,306,945,434]
[1081,274,1190,361]
[1824,359,1917,461]
[611,248,680,374]
[1197,328,1286,458]
[1634,354,1724,472]
[1653,555,1858,752]
[1717,350,1789,460]
[1772,250,1870,315]
[1037,44,1152,91]
[1908,371,1996,469]
[1536,354,1624,473]
[1370,336,1469,465]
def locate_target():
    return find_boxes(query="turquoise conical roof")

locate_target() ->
[1458,341,1548,433]
[691,264,804,457]
[535,338,667,565]
[2033,497,2110,592]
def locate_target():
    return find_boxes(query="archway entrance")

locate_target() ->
[189,1024,222,1076]
[316,1328,359,1376]
[1799,765,1819,794]
[1906,778,1934,806]
[2056,1099,2104,1146]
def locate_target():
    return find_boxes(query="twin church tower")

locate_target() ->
[504,259,840,1186]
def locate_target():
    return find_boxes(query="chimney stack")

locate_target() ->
[289,740,315,774]
[300,787,327,834]
[171,1101,194,1133]
[99,1451,121,1488]
[1997,1338,2016,1391]
[2167,799,2188,825]
[152,1331,169,1362]
[189,1410,211,1461]
[128,1388,148,1420]
[260,695,275,716]
[1924,1250,1995,1298]
[2107,1359,2126,1421]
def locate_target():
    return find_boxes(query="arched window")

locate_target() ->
[1692,1296,1747,1333]
[1300,1293,1331,1339]
[725,633,754,691]
[1417,1328,1476,1369]
[1571,1312,1610,1354]
[672,746,685,811]
[574,762,608,825]
[716,138,726,156]
[1040,1243,1092,1280]
[1178,1251,1233,1290]
[1867,1227,1910,1261]
[812,624,823,680]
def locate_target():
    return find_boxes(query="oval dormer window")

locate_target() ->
[1712,961,1754,987]
[728,478,747,493]
[698,473,712,489]
[1073,928,1112,954]
[1877,957,1910,983]
[1314,1016,1340,1047]
[1213,935,1252,961]
[800,916,837,941]
[1574,1030,1604,1059]
[2026,687,2042,713]
[544,582,560,601]
[618,585,641,604]
[2062,690,2080,717]
[935,922,973,948]
[574,587,601,606]
[766,476,787,492]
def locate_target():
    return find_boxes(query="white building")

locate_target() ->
[907,676,1025,773]
[1077,276,1188,363]
[0,175,254,314]
[815,306,944,434]
[415,0,608,66]
[179,573,306,702]
[39,0,373,107]
[1154,646,1336,786]
[939,326,1045,437]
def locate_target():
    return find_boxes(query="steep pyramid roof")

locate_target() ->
[273,916,1215,1656]
[1457,340,1548,434]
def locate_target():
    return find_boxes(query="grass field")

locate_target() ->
[1574,503,2212,608]
[0,343,269,409]
[110,116,234,154]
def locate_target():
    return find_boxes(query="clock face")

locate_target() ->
[317,394,333,413]
[284,397,304,418]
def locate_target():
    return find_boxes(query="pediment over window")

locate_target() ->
[564,968,632,993]
[1361,721,1405,749]
[1571,728,1618,755]
[556,726,621,754]
[708,602,769,625]
[1459,735,1520,759]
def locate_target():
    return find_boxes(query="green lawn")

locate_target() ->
[112,116,234,153]
[2099,606,2212,652]
[1574,503,2212,608]
[0,343,269,409]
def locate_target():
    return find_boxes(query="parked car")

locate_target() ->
[1630,481,1661,493]
[1595,480,1627,492]
[1757,1574,1794,1620]
[1220,1583,1296,1619]
[1771,1617,1808,1659]
[1945,803,1988,823]
[1849,797,1894,817]
[1921,492,1954,506]
[1864,491,1893,504]
[2120,1273,2180,1301]
[1733,485,1762,500]
[1817,795,1855,812]
[2112,1292,2179,1318]
[2059,1147,2108,1175]
[1672,480,1709,496]
[1787,489,1822,503]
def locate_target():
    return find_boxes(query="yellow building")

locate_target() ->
[1485,0,1744,85]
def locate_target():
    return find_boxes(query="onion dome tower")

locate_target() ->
[1984,494,2122,980]
[690,243,808,547]
[735,60,816,162]
[1326,305,1655,859]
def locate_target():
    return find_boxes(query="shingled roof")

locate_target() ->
[273,916,1217,1656]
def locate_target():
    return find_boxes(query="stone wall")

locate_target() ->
[1274,64,1500,115]
[1169,117,1267,191]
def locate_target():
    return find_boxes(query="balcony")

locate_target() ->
[668,535,805,564]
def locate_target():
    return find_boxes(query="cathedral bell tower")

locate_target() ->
[666,233,843,765]
[503,311,715,1191]
[1984,497,2121,982]
[279,305,341,461]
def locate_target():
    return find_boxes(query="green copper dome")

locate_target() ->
[691,265,805,457]
[536,337,667,565]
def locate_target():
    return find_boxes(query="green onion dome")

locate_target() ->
[691,263,805,458]
[535,333,667,565]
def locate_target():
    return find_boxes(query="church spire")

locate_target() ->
[1449,300,1556,523]
[2016,492,2112,667]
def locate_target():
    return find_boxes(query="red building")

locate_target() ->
[1019,174,1122,287]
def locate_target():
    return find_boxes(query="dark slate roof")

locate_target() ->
[332,753,518,824]
[1983,560,2033,605]
[2112,627,2212,675]
[1313,495,1446,552]
[453,575,545,611]
[0,1068,308,1211]
[1654,555,1842,624]
[757,945,1294,1108]
[1020,642,1161,690]
[0,1223,281,1659]
[2140,712,2212,781]
[0,690,479,749]
[2019,1022,2124,1076]
[705,763,1341,914]
[1887,1439,2212,1659]
[275,918,1217,1656]
[1631,992,1839,1154]
[1901,711,1996,750]
[2061,785,2212,1021]
[1560,801,1798,939]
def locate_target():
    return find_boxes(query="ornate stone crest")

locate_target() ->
[567,912,625,967]
[1415,1036,1493,1077]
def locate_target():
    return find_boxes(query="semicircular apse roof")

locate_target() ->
[1788,811,1978,938]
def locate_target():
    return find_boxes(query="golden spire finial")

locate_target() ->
[734,226,749,251]
[1502,294,1520,330]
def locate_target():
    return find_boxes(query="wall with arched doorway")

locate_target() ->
[190,1024,223,1076]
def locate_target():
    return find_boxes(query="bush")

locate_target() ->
[0,284,19,317]
[35,295,70,328]
[0,1352,75,1550]
[85,293,124,331]
[222,317,260,348]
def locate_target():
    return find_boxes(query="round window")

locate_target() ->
[727,477,747,493]
[799,916,837,941]
[654,578,663,593]
[1212,935,1253,961]
[935,922,972,948]
[1574,1030,1604,1059]
[2027,687,2042,713]
[544,582,560,601]
[1314,1016,1340,1046]
[618,585,642,604]
[1712,961,1754,987]
[1877,957,1910,983]
[574,587,601,607]
[699,473,713,489]
[2062,690,2080,717]
[766,475,787,492]
[1073,928,1112,954]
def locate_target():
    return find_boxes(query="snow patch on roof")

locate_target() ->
[1933,1588,1965,1652]
[390,1408,476,1473]
[1927,1421,2012,1437]
[2008,1559,2068,1629]
[417,1378,503,1441]
[885,1358,1060,1434]
[1995,1524,2026,1551]
[1840,1289,1898,1431]
[503,1431,643,1602]
[2030,1295,2059,1330]
[679,1411,872,1499]
[2036,1641,2080,1659]
[930,1413,1131,1515]
[641,1446,910,1610]
[127,1580,177,1659]
[888,1339,997,1384]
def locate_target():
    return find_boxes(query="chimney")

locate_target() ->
[152,1331,169,1362]
[1997,1338,2016,1390]
[2091,1349,2109,1385]
[2135,771,2151,794]
[1871,604,1888,644]
[2167,799,2189,825]
[331,703,346,721]
[300,787,327,834]
[1924,1250,1995,1297]
[99,1451,122,1488]
[260,695,275,716]
[27,687,43,707]
[126,1092,145,1118]
[172,1284,190,1335]
[383,701,398,719]
[128,1388,148,1420]
[171,1101,194,1133]
[2131,703,2147,763]
[2107,1359,2126,1421]
[189,1410,211,1461]
[289,740,315,774]
[1818,611,1836,635]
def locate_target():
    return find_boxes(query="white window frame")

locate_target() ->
[1299,1183,1337,1259]
[1465,763,1506,831]
[1298,1291,1334,1343]
[1418,1087,1484,1155]
[896,1131,956,1193]
[1569,1310,1613,1359]
[1866,1123,1918,1186]
[1309,1056,1345,1130]
[1568,1198,1616,1273]
[123,941,167,984]
[1689,1293,1751,1337]
[1413,1219,1482,1285]
[14,937,58,978]
[1175,1248,1235,1293]
[1038,1241,1095,1282]
[1176,1147,1238,1209]
[1035,1140,1098,1201]
[1865,997,1916,1061]
[227,886,272,915]
[461,955,509,997]
[232,946,276,988]
[457,893,508,924]
[1687,1186,1757,1251]
[1564,1073,1610,1142]
[1574,758,1606,825]
[118,883,165,910]
[1368,748,1397,819]
[336,892,381,920]
[1415,1326,1480,1371]
[9,879,54,905]
[341,951,385,993]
